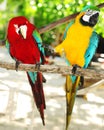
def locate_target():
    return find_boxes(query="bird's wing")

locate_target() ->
[30,30,46,124]
[84,31,99,68]
[32,30,46,64]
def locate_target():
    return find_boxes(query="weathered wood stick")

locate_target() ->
[77,79,104,95]
[39,3,104,34]
[39,13,78,34]
[0,61,104,79]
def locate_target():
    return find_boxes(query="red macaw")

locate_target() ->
[6,16,46,125]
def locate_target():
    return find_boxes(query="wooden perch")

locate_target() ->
[39,13,78,34]
[0,61,104,80]
[39,3,104,34]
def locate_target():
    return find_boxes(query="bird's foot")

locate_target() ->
[15,60,21,71]
[47,45,54,54]
[35,62,41,71]
[72,64,80,74]
[43,44,54,55]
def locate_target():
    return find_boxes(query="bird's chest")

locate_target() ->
[64,23,93,66]
[67,24,92,49]
[10,39,40,64]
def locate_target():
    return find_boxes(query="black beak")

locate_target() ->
[89,12,99,26]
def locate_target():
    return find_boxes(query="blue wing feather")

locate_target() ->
[84,31,99,68]
[30,30,46,83]
[32,30,45,56]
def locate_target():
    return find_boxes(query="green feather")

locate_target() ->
[6,40,9,50]
[81,5,100,12]
[33,30,45,56]
[5,40,10,54]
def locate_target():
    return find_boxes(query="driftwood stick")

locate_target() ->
[39,13,78,34]
[97,2,104,8]
[0,61,104,80]
[39,3,104,34]
[77,79,104,95]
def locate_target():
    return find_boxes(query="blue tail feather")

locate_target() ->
[27,71,37,84]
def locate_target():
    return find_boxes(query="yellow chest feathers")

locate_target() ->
[56,13,93,67]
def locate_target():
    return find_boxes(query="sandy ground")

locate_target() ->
[0,46,104,130]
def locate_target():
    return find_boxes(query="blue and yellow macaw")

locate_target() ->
[55,5,100,130]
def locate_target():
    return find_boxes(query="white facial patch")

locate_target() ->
[19,25,27,39]
[14,24,20,35]
[82,15,90,22]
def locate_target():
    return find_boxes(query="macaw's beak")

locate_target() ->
[89,12,99,26]
[19,25,27,39]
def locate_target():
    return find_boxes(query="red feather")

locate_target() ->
[7,16,46,125]
[27,72,46,125]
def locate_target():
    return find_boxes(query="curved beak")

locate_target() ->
[89,12,99,26]
[82,10,99,26]
[19,25,27,39]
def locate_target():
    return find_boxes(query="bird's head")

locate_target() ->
[7,16,35,40]
[80,5,100,27]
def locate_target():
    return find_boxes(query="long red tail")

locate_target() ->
[27,72,46,125]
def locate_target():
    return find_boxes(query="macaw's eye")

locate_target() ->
[18,29,21,34]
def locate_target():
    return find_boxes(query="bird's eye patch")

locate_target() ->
[86,10,93,15]
[14,24,20,35]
